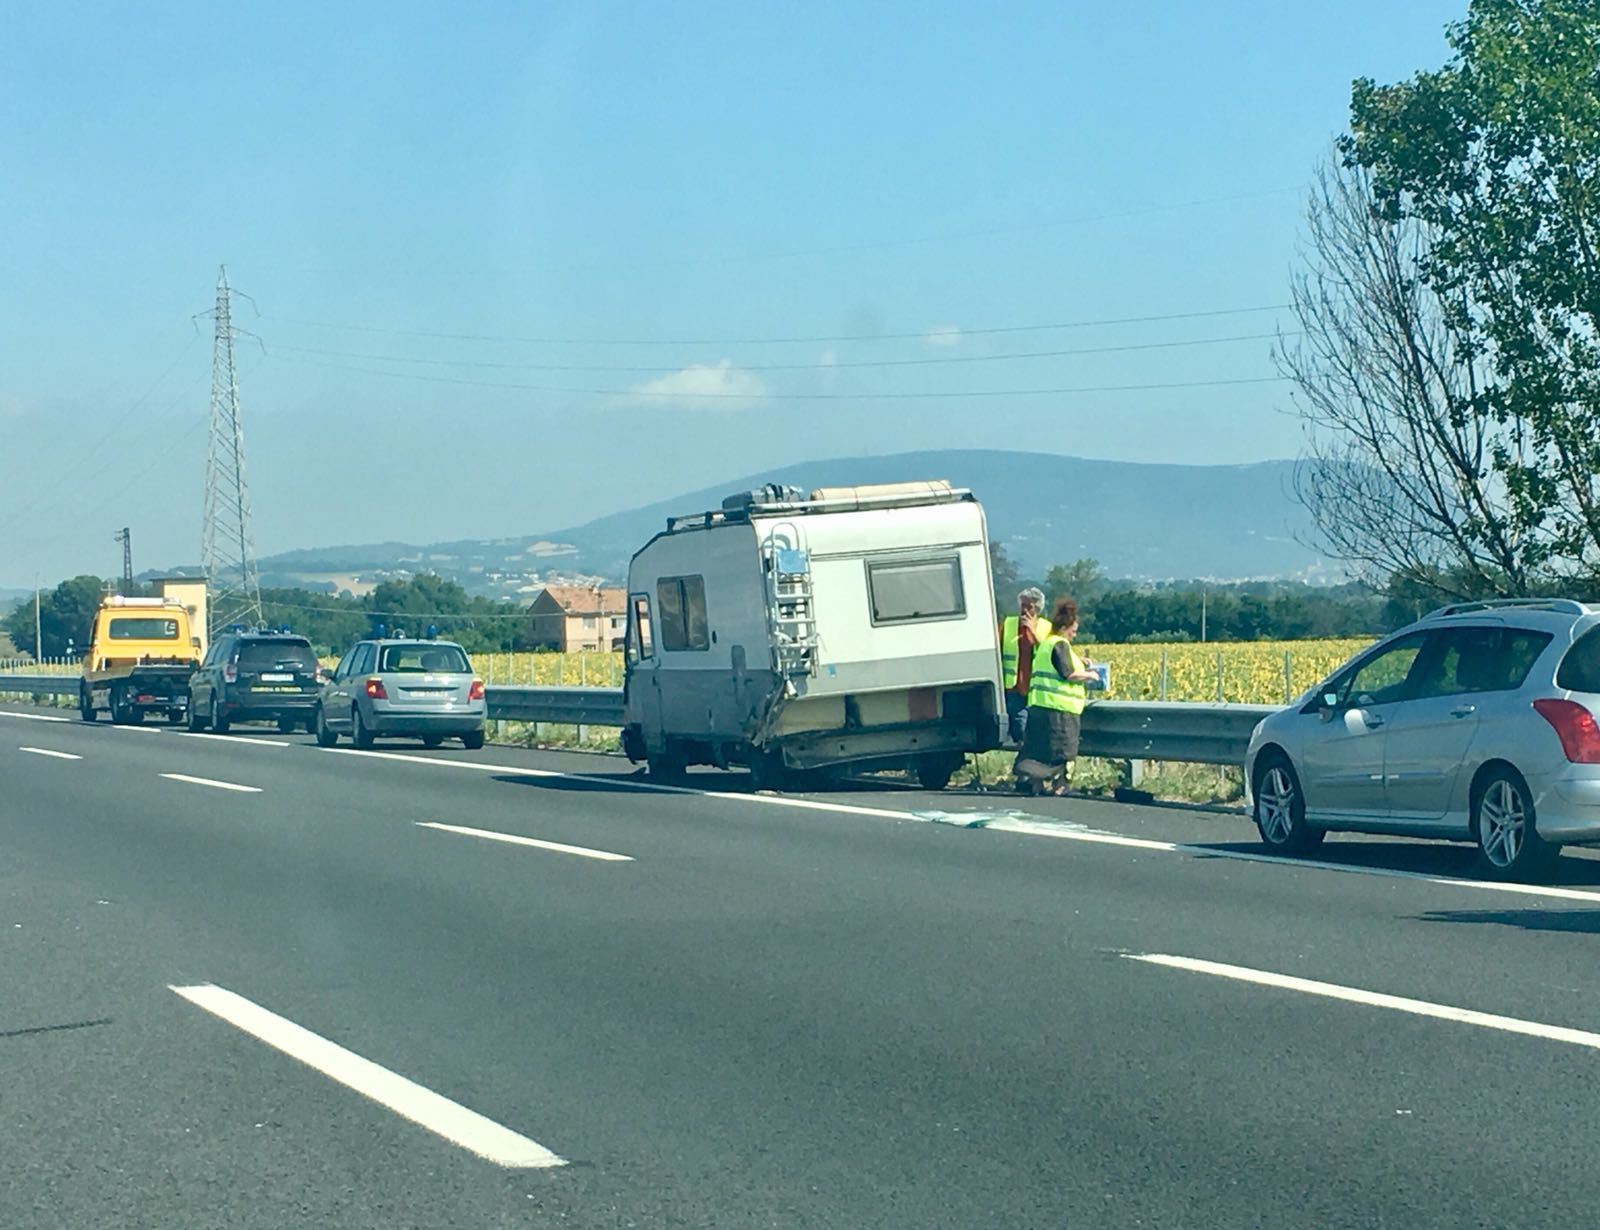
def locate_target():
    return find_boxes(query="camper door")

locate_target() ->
[625,590,666,747]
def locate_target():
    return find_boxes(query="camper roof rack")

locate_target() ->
[665,480,974,533]
[1420,597,1596,620]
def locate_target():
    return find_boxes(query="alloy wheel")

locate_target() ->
[1478,779,1526,870]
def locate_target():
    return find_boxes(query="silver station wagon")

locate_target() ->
[315,636,487,750]
[1245,600,1600,879]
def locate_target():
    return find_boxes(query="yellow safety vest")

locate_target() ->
[1000,615,1051,690]
[1027,633,1089,714]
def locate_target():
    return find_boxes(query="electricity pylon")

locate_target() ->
[200,266,263,636]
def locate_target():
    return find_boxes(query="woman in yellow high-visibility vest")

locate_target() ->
[1015,596,1102,796]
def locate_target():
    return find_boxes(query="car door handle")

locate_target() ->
[1362,713,1384,729]
[1451,705,1476,718]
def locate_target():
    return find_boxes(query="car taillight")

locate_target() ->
[223,663,237,683]
[468,678,485,701]
[1533,698,1600,763]
[365,677,388,700]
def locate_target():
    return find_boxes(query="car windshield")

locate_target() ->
[107,617,179,639]
[379,644,470,673]
[236,641,318,671]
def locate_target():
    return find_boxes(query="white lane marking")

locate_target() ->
[416,821,633,862]
[0,710,72,723]
[322,748,1600,906]
[111,725,163,734]
[172,732,290,747]
[170,983,565,1168]
[322,746,912,820]
[19,746,83,761]
[1126,953,1600,1052]
[158,773,262,794]
[985,819,1600,905]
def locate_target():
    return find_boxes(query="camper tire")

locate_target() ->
[647,753,687,784]
[915,752,964,792]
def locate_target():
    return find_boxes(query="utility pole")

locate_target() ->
[34,576,42,662]
[1200,589,1208,644]
[114,527,133,593]
[200,266,263,636]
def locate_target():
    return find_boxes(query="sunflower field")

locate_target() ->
[462,638,1375,705]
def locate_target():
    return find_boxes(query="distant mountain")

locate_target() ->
[258,450,1335,592]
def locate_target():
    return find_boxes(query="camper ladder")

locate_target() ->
[761,523,819,680]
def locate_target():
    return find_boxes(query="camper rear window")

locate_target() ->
[657,575,710,651]
[867,557,965,625]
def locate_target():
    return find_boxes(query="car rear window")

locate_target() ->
[378,643,471,673]
[1557,626,1600,693]
[108,617,179,639]
[236,640,318,671]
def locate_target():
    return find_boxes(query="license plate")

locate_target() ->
[260,673,293,683]
[254,686,299,693]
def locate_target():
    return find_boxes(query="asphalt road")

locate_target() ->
[6,701,1600,1228]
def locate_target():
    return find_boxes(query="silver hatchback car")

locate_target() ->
[315,637,487,750]
[1245,599,1600,879]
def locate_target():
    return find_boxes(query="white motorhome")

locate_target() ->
[620,480,1004,789]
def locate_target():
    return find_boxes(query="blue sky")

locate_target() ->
[0,0,1466,588]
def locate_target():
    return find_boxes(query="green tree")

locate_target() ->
[2,575,107,658]
[1044,558,1105,602]
[1346,0,1600,585]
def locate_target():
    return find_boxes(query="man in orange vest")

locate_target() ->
[999,587,1049,746]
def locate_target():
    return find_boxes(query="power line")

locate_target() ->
[261,596,529,622]
[266,353,1289,400]
[260,302,1294,348]
[263,329,1296,375]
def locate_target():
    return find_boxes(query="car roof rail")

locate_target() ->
[1421,597,1594,620]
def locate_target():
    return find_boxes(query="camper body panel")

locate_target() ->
[623,487,1004,781]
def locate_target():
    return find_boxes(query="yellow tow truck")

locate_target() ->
[79,595,203,724]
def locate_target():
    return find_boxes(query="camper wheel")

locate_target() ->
[915,752,965,792]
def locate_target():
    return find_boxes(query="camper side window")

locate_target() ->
[866,556,966,625]
[628,594,654,661]
[656,575,710,652]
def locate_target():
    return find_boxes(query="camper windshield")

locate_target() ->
[867,557,965,624]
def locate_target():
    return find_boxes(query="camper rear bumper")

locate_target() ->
[778,716,1002,771]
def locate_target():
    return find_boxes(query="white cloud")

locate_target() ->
[923,324,962,348]
[626,359,767,411]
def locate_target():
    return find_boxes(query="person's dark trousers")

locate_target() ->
[1005,689,1028,745]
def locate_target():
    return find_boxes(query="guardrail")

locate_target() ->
[487,685,626,726]
[0,673,78,697]
[0,676,1275,766]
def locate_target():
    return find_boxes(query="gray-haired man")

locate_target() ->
[999,586,1048,745]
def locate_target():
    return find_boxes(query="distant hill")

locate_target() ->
[259,450,1334,591]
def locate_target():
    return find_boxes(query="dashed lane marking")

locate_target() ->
[416,821,633,862]
[170,983,566,1168]
[1127,953,1600,1052]
[158,773,262,794]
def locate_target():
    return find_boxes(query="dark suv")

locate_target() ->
[188,631,325,734]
